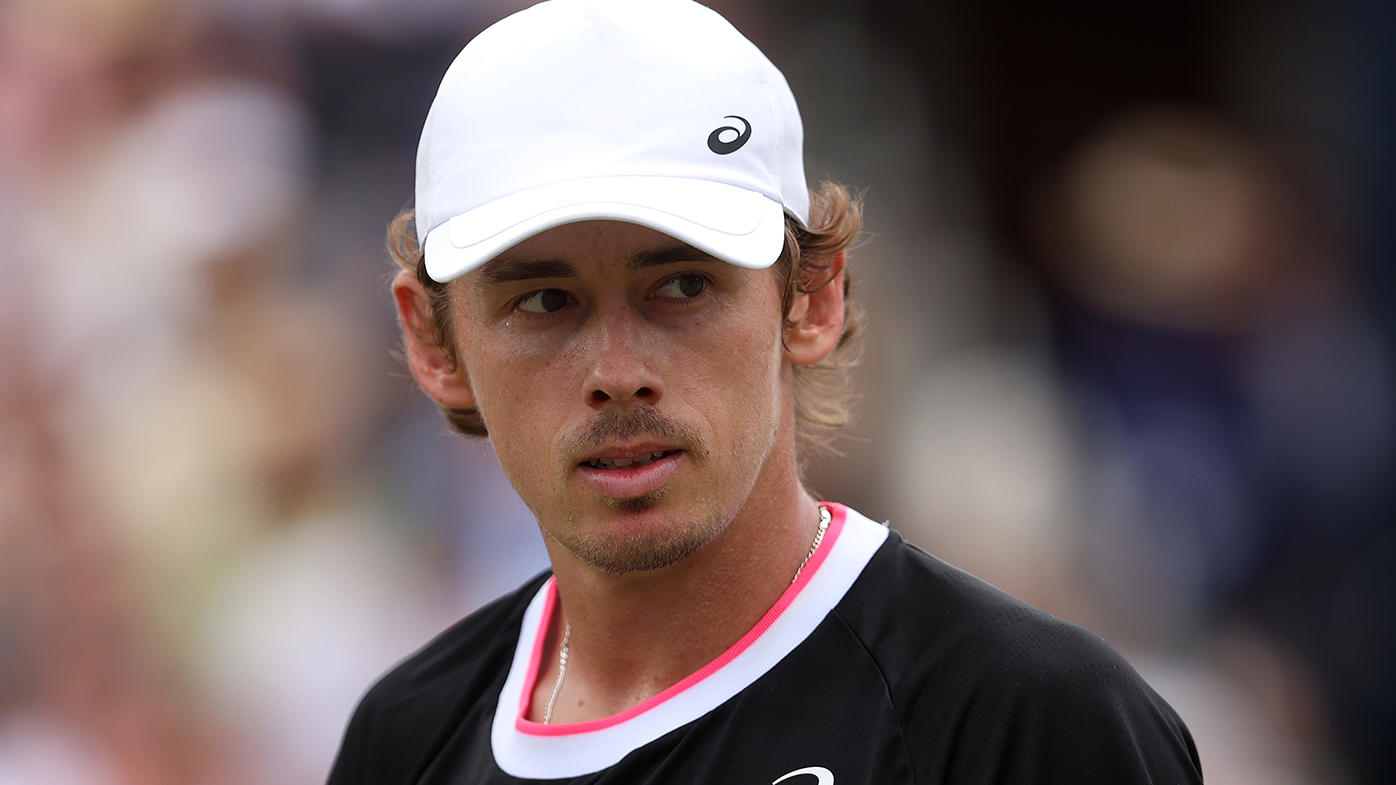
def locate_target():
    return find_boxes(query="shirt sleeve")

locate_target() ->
[945,658,1204,784]
[326,688,382,785]
[325,675,430,785]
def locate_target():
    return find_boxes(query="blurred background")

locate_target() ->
[0,0,1391,782]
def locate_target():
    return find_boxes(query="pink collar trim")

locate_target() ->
[514,503,848,736]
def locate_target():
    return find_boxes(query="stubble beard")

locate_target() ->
[565,498,726,574]
[554,407,725,575]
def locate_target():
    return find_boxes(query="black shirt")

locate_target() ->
[329,504,1202,784]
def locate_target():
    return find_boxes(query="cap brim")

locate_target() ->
[422,176,788,283]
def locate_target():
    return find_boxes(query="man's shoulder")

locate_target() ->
[327,572,549,785]
[838,528,1126,677]
[833,527,1202,782]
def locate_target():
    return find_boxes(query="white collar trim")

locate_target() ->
[490,504,888,779]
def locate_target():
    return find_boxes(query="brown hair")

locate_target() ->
[389,181,864,455]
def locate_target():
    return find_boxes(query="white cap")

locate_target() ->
[415,0,809,282]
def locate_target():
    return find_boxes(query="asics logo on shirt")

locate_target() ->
[773,766,834,784]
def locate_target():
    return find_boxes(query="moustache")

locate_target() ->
[561,407,709,464]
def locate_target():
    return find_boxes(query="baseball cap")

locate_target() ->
[415,0,810,283]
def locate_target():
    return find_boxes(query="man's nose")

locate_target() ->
[582,305,663,408]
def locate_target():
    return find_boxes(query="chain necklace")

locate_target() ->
[793,504,832,584]
[542,504,831,724]
[541,621,570,724]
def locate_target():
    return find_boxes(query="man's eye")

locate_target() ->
[517,289,571,313]
[654,275,706,299]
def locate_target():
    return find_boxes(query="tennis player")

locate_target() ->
[329,1,1203,782]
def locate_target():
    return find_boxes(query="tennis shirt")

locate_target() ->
[328,504,1203,783]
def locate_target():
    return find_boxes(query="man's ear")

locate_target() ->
[392,270,477,409]
[782,251,846,367]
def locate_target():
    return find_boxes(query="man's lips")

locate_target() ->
[574,449,685,499]
[582,450,680,470]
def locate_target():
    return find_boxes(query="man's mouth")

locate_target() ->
[584,450,679,470]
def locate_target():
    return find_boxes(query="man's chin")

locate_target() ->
[565,499,725,576]
[602,488,668,513]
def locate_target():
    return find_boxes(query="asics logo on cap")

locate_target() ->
[707,115,752,154]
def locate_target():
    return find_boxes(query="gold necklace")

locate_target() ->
[542,504,830,724]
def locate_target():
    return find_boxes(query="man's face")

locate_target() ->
[447,220,793,574]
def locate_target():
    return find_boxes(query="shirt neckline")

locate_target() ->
[490,502,889,779]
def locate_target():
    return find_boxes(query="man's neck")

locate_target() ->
[530,462,822,724]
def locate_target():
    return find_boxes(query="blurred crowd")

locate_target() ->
[0,0,1391,783]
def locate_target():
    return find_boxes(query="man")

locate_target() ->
[330,0,1203,782]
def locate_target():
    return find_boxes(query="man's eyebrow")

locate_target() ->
[627,244,722,271]
[472,243,720,289]
[473,258,577,289]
